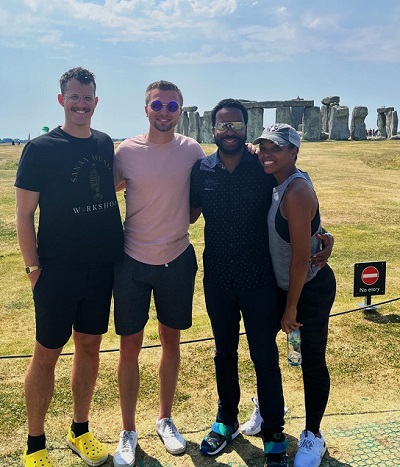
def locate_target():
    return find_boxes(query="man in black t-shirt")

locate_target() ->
[15,67,123,467]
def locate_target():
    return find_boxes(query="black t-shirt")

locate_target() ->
[15,127,123,267]
[190,147,276,290]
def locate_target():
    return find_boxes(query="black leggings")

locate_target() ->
[277,264,336,434]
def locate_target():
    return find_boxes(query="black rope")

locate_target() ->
[1,296,399,360]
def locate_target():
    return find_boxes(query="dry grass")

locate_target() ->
[0,141,399,466]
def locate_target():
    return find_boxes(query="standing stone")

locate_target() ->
[391,111,398,137]
[321,97,340,134]
[376,115,385,137]
[387,110,396,137]
[246,107,264,144]
[302,106,322,141]
[202,111,214,144]
[321,105,329,133]
[350,106,368,141]
[276,107,292,126]
[176,111,185,135]
[188,111,201,142]
[177,107,197,136]
[376,107,396,138]
[385,109,397,138]
[329,105,350,140]
[291,105,305,131]
[181,111,189,136]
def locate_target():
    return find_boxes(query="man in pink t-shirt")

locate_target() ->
[112,81,205,467]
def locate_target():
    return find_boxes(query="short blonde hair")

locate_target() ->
[145,80,183,106]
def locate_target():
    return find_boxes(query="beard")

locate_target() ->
[214,133,247,156]
[152,120,175,132]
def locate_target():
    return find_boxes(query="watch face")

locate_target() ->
[26,266,38,274]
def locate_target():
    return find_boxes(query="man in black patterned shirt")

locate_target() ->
[190,98,288,467]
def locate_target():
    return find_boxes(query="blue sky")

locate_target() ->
[1,0,400,140]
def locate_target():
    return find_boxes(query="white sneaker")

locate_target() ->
[241,397,263,435]
[113,430,137,467]
[241,398,289,436]
[294,430,326,467]
[156,417,186,454]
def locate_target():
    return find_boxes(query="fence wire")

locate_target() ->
[1,296,399,360]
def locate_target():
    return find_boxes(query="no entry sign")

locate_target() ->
[354,261,386,297]
[361,266,379,286]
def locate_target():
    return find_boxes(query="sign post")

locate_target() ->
[353,261,386,311]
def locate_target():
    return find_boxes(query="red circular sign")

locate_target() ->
[361,266,379,285]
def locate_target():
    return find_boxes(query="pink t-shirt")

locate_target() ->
[114,133,205,265]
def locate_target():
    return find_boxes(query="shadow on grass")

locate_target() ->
[183,433,352,467]
[363,310,400,323]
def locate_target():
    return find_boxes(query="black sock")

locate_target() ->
[71,420,89,437]
[27,433,46,454]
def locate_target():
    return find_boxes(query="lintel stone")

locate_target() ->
[241,100,314,109]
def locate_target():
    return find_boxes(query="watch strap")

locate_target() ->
[26,266,41,274]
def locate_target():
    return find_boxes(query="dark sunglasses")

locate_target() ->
[148,100,180,113]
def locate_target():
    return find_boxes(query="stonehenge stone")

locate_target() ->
[302,106,322,141]
[246,107,264,144]
[182,106,198,112]
[176,110,189,136]
[321,97,340,133]
[188,111,201,142]
[321,105,329,133]
[202,111,214,144]
[329,105,350,140]
[350,106,368,141]
[377,107,398,138]
[392,111,398,137]
[242,100,314,109]
[321,96,340,106]
[377,112,386,137]
[276,107,292,126]
[291,103,305,131]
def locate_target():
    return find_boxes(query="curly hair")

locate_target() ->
[59,67,96,95]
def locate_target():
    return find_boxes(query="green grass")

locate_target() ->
[0,141,399,466]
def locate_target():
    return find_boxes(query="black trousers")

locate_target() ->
[204,280,285,437]
[277,264,336,434]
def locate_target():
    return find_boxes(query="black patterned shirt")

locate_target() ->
[190,147,276,290]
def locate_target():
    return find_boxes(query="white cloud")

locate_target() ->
[302,14,342,30]
[1,0,400,64]
[274,6,287,16]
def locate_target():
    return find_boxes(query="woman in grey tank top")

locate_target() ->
[247,124,336,467]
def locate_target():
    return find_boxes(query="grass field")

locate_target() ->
[0,140,399,466]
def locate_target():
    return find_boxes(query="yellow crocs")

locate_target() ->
[67,428,108,466]
[23,447,54,467]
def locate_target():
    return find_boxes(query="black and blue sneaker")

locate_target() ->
[200,421,240,456]
[264,434,288,467]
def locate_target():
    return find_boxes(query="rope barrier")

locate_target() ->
[1,296,399,360]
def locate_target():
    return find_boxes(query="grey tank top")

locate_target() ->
[268,171,321,290]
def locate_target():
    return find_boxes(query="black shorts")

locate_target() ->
[32,265,114,349]
[113,244,198,335]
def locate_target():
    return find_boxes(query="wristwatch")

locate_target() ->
[25,266,41,274]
